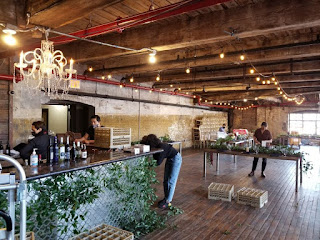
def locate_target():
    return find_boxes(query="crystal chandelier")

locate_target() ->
[14,30,76,97]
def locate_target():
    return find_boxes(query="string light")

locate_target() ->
[130,76,134,82]
[88,67,93,72]
[107,74,112,79]
[219,51,225,59]
[274,82,278,85]
[148,52,156,63]
[178,87,181,91]
[279,91,283,95]
[135,89,138,92]
[193,95,196,98]
[244,99,247,102]
[277,87,281,90]
[186,67,191,74]
[262,81,266,84]
[271,77,276,81]
[101,76,105,80]
[256,77,260,81]
[170,84,173,87]
[156,74,160,81]
[255,97,258,100]
[240,54,245,61]
[249,69,255,74]
[160,88,163,91]
[205,99,208,102]
[267,80,271,84]
[119,84,123,88]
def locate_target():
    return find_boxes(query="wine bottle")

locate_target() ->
[81,144,87,159]
[59,137,65,161]
[0,141,3,154]
[47,137,54,165]
[65,136,71,161]
[54,136,59,163]
[71,141,76,160]
[76,142,81,159]
[5,142,10,156]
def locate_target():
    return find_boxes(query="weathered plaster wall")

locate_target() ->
[12,80,228,147]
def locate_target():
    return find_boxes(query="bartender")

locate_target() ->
[248,122,272,178]
[20,121,51,160]
[219,123,226,133]
[75,115,102,144]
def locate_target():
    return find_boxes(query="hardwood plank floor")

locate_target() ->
[142,146,320,240]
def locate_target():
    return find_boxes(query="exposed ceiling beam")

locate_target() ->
[153,73,320,88]
[200,87,320,101]
[89,40,320,75]
[56,0,320,65]
[27,0,124,28]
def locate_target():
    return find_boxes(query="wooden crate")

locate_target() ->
[69,224,134,240]
[237,187,268,208]
[208,182,234,202]
[15,232,35,240]
[94,127,131,149]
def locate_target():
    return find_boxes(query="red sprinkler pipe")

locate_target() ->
[49,0,231,45]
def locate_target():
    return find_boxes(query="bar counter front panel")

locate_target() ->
[1,149,163,240]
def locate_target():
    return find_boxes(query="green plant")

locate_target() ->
[159,134,172,142]
[26,168,102,238]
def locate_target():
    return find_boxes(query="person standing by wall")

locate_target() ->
[219,123,226,133]
[248,122,272,178]
[141,134,182,209]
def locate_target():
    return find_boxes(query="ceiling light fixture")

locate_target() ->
[148,51,157,63]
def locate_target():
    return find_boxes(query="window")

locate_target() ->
[289,113,320,135]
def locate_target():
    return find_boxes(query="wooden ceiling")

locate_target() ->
[1,0,320,105]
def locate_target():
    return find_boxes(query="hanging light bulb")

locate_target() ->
[3,33,17,46]
[101,76,105,80]
[249,69,255,74]
[262,81,266,84]
[178,87,181,91]
[120,84,123,88]
[160,88,163,91]
[186,67,191,74]
[186,92,189,94]
[267,80,271,84]
[130,76,134,82]
[219,52,225,59]
[244,99,247,102]
[193,95,196,98]
[271,77,276,81]
[255,97,258,100]
[88,67,93,72]
[256,77,260,81]
[274,82,278,85]
[277,87,281,90]
[107,74,112,79]
[156,74,160,81]
[148,52,156,63]
[205,99,208,102]
[280,91,283,95]
[170,84,173,87]
[240,54,245,61]
[135,89,138,92]
[200,98,202,101]
[149,90,152,93]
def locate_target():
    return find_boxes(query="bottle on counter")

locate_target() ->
[54,136,59,163]
[71,141,76,160]
[47,137,54,165]
[81,144,87,159]
[59,137,65,161]
[30,148,38,167]
[76,141,81,159]
[65,136,71,161]
[5,142,10,156]
[0,141,3,154]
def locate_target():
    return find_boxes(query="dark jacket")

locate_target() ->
[153,143,178,165]
[20,134,51,160]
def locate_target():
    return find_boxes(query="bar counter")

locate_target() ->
[17,149,163,180]
[1,149,163,240]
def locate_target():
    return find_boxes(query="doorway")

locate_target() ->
[41,100,95,135]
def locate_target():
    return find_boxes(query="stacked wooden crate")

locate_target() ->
[94,127,131,149]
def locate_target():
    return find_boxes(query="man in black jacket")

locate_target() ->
[20,121,51,160]
[141,134,182,209]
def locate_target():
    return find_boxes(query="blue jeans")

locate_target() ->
[163,153,182,202]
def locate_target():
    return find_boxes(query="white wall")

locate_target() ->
[42,105,68,134]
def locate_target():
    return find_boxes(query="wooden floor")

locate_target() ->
[142,146,320,240]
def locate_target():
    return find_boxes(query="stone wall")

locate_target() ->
[11,80,228,148]
[233,106,319,139]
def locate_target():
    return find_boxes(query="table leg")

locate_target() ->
[233,155,237,163]
[216,153,220,173]
[296,159,298,192]
[300,157,302,184]
[203,152,207,178]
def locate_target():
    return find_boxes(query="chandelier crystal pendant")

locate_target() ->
[14,30,77,97]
